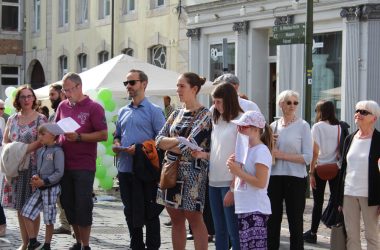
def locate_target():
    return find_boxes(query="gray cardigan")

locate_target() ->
[36,144,64,187]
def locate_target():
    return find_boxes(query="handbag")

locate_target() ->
[159,108,202,190]
[316,125,340,181]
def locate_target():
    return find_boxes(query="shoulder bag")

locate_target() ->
[159,108,202,190]
[315,125,340,181]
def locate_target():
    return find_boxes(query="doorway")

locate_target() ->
[269,62,277,123]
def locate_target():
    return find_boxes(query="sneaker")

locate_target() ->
[186,234,194,240]
[40,244,51,250]
[27,241,42,250]
[68,243,82,250]
[303,230,317,244]
[53,226,71,235]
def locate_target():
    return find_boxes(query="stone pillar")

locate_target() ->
[186,28,201,73]
[275,15,305,117]
[233,21,249,95]
[341,4,380,130]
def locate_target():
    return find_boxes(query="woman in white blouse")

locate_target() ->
[268,90,313,250]
[336,100,380,250]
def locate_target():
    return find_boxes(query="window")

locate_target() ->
[209,42,235,81]
[122,0,135,14]
[58,55,68,79]
[1,0,19,31]
[77,53,87,72]
[98,51,109,64]
[34,0,40,32]
[99,0,110,19]
[156,0,164,8]
[1,66,19,85]
[58,0,69,27]
[149,45,166,68]
[121,48,133,56]
[77,0,88,24]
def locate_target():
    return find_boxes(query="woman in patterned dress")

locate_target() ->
[156,72,212,250]
[0,85,47,250]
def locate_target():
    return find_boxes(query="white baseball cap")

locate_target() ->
[231,111,266,128]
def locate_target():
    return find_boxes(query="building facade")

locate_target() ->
[0,0,24,100]
[24,0,188,89]
[184,0,380,129]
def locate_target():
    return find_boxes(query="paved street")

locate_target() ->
[0,191,366,249]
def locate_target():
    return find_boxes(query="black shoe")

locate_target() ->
[27,241,42,250]
[186,234,194,240]
[68,243,82,250]
[303,230,317,244]
[53,226,71,235]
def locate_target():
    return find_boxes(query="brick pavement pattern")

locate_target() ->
[0,195,368,249]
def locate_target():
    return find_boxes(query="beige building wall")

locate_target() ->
[25,0,188,86]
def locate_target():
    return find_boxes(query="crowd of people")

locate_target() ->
[0,70,379,250]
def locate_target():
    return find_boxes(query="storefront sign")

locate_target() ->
[271,23,306,45]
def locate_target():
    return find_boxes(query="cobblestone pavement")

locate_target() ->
[0,192,369,250]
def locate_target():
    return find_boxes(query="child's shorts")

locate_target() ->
[21,185,61,225]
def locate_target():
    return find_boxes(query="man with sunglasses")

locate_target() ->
[113,69,165,250]
[55,72,108,250]
[213,73,261,112]
[0,99,8,124]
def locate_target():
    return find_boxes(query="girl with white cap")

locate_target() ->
[227,111,273,250]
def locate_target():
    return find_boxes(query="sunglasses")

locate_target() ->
[355,109,372,116]
[123,80,142,86]
[286,101,299,106]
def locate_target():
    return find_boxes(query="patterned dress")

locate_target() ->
[156,107,212,212]
[0,113,47,210]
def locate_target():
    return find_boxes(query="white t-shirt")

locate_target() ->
[311,121,341,164]
[209,114,242,187]
[344,137,371,197]
[238,97,261,113]
[234,144,272,215]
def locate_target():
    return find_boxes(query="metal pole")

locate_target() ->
[304,0,313,124]
[111,0,114,58]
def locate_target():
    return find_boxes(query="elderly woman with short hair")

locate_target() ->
[268,90,313,250]
[336,100,380,250]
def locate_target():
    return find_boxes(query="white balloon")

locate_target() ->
[108,122,116,133]
[4,97,13,107]
[107,167,118,178]
[5,87,16,98]
[97,143,106,156]
[102,155,114,167]
[85,89,98,100]
[93,178,100,189]
[105,111,113,121]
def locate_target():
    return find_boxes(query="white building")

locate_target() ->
[185,0,380,129]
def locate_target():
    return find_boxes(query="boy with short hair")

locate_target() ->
[21,124,64,250]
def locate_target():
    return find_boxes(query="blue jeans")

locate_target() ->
[209,186,240,250]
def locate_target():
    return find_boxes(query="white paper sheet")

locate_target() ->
[44,117,81,135]
[177,136,203,151]
[235,133,249,164]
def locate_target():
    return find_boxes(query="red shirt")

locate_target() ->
[55,96,107,171]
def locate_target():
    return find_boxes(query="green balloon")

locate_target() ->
[100,176,114,190]
[96,157,103,167]
[104,100,116,112]
[97,88,112,102]
[106,145,115,156]
[4,107,12,115]
[95,165,106,179]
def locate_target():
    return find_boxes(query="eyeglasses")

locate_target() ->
[286,101,299,106]
[19,95,34,101]
[355,109,372,116]
[123,80,142,86]
[62,85,78,94]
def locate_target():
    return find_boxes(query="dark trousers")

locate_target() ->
[310,173,338,233]
[0,203,5,225]
[118,172,160,250]
[267,176,307,250]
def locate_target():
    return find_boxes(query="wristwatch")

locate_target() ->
[76,133,82,142]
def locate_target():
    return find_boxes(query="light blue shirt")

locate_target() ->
[115,98,165,173]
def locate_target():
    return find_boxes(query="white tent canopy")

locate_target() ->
[35,54,214,100]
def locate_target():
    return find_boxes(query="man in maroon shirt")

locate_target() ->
[55,72,108,250]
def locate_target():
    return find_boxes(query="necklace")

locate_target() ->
[281,116,297,127]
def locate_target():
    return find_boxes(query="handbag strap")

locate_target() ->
[183,107,203,138]
[335,125,341,160]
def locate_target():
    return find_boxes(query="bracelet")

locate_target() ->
[76,133,82,142]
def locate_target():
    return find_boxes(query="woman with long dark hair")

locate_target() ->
[303,100,349,244]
